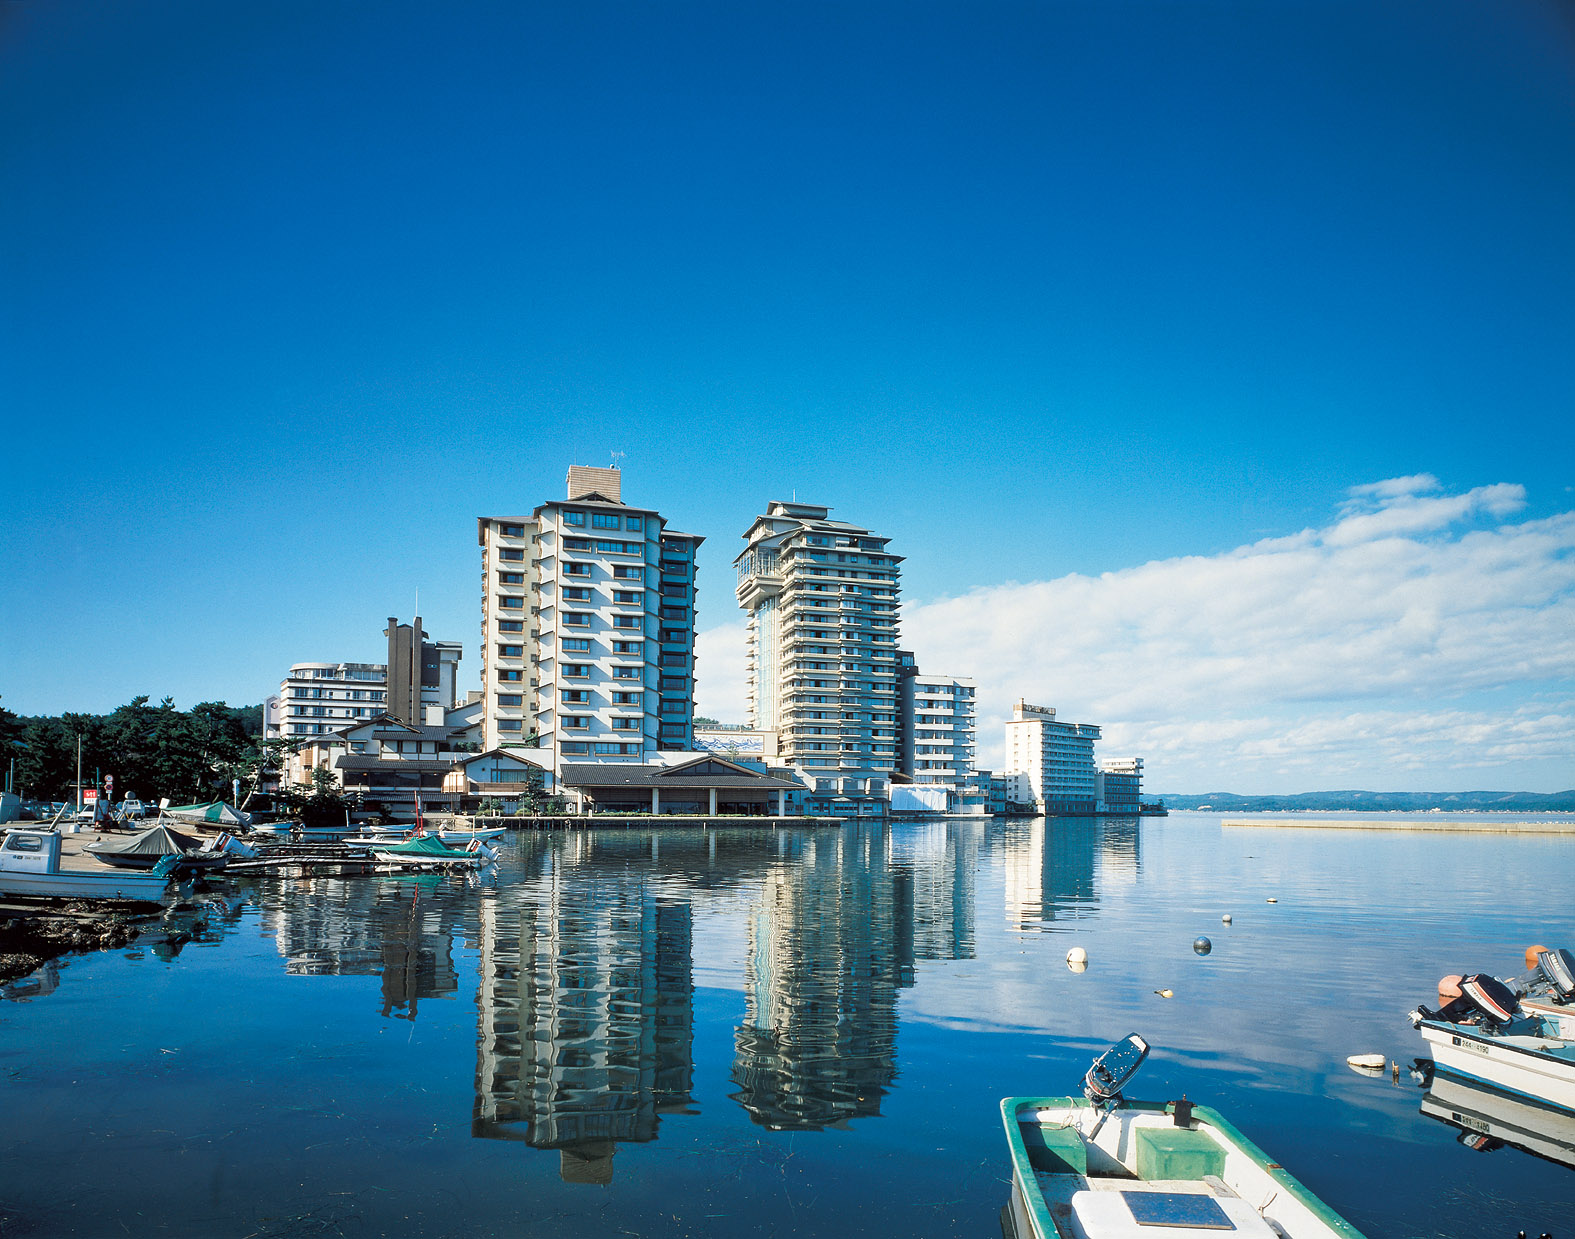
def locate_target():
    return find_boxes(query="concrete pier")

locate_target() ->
[1223,817,1575,835]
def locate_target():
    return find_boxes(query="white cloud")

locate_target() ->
[695,480,1575,792]
[695,622,750,723]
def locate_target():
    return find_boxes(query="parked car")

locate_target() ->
[120,798,147,820]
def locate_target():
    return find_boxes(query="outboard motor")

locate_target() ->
[1083,1034,1149,1137]
[1534,947,1575,1002]
[1411,973,1521,1029]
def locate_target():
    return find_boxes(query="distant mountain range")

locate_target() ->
[1156,789,1575,813]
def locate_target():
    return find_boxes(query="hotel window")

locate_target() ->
[611,641,642,655]
[659,677,687,691]
[499,547,525,561]
[564,562,592,577]
[626,516,643,531]
[612,615,641,630]
[596,540,638,554]
[660,722,686,736]
[660,629,686,643]
[562,638,592,653]
[660,582,686,596]
[499,620,524,632]
[564,537,592,550]
[498,571,525,584]
[500,523,524,538]
[613,565,642,580]
[593,743,638,755]
[498,670,523,683]
[562,715,590,729]
[611,718,640,731]
[563,664,591,678]
[660,606,687,620]
[497,693,523,706]
[613,590,641,604]
[497,644,523,657]
[562,741,590,755]
[659,700,687,716]
[561,689,590,704]
[564,613,591,627]
[562,586,592,601]
[613,691,641,704]
[612,667,640,680]
[499,595,524,610]
[659,653,687,668]
[497,719,524,734]
[562,510,585,526]
[592,512,620,530]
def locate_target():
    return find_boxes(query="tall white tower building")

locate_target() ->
[1002,700,1102,815]
[734,501,901,807]
[478,467,701,768]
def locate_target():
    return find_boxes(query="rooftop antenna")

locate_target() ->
[610,449,627,470]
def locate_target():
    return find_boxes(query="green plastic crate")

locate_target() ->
[1133,1125,1225,1181]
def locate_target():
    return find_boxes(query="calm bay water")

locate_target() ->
[2,812,1572,1237]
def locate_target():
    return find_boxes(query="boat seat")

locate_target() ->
[1133,1126,1225,1182]
[1022,1122,1088,1175]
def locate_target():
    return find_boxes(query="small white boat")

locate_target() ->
[1,827,179,901]
[1409,959,1575,1115]
[1002,1035,1365,1239]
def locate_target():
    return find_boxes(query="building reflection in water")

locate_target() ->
[472,881,694,1184]
[730,824,905,1131]
[1002,817,1143,931]
[258,876,461,1020]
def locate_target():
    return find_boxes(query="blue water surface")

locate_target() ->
[1,813,1572,1237]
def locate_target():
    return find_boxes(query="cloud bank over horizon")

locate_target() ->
[698,477,1575,793]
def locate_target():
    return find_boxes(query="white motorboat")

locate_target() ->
[1002,1035,1365,1239]
[1408,967,1575,1115]
[1,827,179,901]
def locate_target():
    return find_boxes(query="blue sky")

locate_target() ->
[2,1,1572,792]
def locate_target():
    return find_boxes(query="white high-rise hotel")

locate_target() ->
[735,502,902,791]
[478,467,701,768]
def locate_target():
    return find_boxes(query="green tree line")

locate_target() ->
[0,696,265,805]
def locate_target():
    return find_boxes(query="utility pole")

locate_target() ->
[75,734,82,814]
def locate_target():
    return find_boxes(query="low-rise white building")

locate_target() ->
[264,616,464,739]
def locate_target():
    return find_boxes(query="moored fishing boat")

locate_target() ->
[85,823,232,874]
[368,834,487,868]
[1002,1035,1365,1239]
[1,827,181,901]
[1407,969,1575,1115]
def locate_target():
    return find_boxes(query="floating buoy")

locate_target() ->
[1067,946,1088,966]
[1067,957,1087,974]
[1265,897,1278,903]
[1221,914,1232,924]
[1154,988,1174,998]
[1193,937,1212,955]
[1346,1053,1385,1070]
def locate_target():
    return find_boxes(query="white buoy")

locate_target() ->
[1265,897,1278,903]
[1067,946,1088,965]
[1067,957,1087,974]
[1221,914,1232,924]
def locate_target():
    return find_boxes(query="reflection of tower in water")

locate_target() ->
[889,820,981,965]
[731,826,902,1130]
[258,877,459,1019]
[472,883,694,1184]
[1003,819,1133,931]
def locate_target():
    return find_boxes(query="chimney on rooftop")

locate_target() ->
[567,465,621,502]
